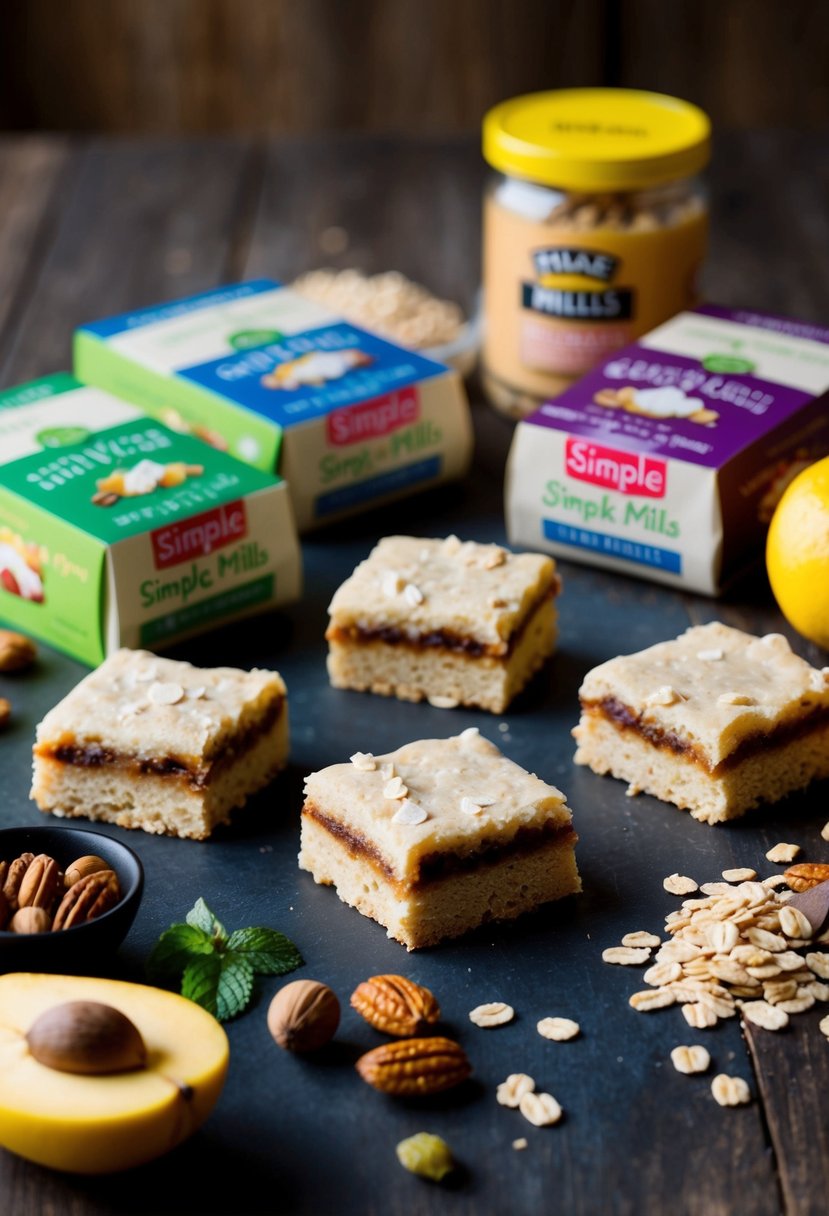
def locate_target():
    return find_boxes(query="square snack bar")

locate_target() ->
[298,728,580,949]
[31,649,288,840]
[326,535,560,714]
[572,622,829,823]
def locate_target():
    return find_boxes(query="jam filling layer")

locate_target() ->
[303,800,577,892]
[326,582,558,660]
[584,696,829,774]
[37,696,284,790]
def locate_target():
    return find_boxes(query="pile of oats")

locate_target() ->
[603,876,829,1032]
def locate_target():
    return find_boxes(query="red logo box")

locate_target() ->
[151,501,248,569]
[565,437,667,498]
[327,387,419,446]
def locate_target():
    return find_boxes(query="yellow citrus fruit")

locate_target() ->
[766,455,829,650]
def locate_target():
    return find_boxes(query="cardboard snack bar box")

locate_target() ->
[0,374,301,666]
[506,305,829,594]
[74,279,474,532]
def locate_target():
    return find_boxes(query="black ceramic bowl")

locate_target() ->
[0,825,144,971]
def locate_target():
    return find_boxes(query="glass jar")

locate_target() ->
[481,88,711,418]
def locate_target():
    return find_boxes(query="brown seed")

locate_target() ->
[26,1001,146,1074]
[355,1036,471,1096]
[350,974,440,1037]
[0,629,37,672]
[267,980,340,1053]
[11,906,52,934]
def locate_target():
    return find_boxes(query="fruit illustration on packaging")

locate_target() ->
[0,973,228,1173]
[766,455,829,650]
[0,528,45,603]
[92,460,205,507]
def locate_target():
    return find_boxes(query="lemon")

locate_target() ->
[766,455,829,650]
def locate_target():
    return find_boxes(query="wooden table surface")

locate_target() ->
[0,132,827,1216]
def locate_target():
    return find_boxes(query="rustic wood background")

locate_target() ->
[0,0,826,134]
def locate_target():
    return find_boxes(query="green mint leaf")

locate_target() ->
[216,954,255,1021]
[186,898,227,943]
[226,926,303,976]
[147,923,214,981]
[181,953,222,1017]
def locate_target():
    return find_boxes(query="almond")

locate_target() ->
[0,629,36,673]
[351,975,440,1037]
[355,1036,471,1096]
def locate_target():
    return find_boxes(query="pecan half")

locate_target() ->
[784,863,829,893]
[0,629,37,672]
[355,1036,471,1095]
[351,975,441,1037]
[53,870,121,929]
[18,854,61,911]
[3,853,35,909]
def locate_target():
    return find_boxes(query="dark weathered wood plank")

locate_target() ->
[0,137,260,383]
[0,137,72,355]
[745,1020,829,1216]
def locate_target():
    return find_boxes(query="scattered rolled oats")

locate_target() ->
[630,989,676,1012]
[383,776,408,800]
[716,692,755,706]
[822,822,829,843]
[427,695,460,709]
[741,1001,789,1031]
[512,1138,528,1151]
[537,1017,579,1041]
[766,842,801,864]
[148,681,185,706]
[519,1091,562,1127]
[670,1044,710,1075]
[350,751,376,771]
[711,1074,751,1107]
[644,960,682,986]
[777,994,814,1014]
[707,922,739,953]
[645,686,684,707]
[602,946,651,966]
[663,874,699,896]
[682,1003,718,1029]
[496,1073,535,1107]
[820,1014,829,1038]
[809,981,829,1001]
[622,931,661,949]
[762,874,790,888]
[392,800,427,826]
[806,952,829,979]
[460,796,483,816]
[779,906,812,940]
[403,582,424,606]
[469,1002,514,1028]
[722,868,757,883]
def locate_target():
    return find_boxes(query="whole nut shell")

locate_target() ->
[65,855,111,888]
[268,979,340,1052]
[53,870,120,929]
[3,853,35,909]
[12,906,52,934]
[351,974,440,1037]
[0,629,37,672]
[355,1036,471,1096]
[18,854,61,911]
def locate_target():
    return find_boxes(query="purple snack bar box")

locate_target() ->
[505,305,829,594]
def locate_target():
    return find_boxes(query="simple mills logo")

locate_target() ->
[151,502,248,569]
[565,438,667,498]
[327,387,419,446]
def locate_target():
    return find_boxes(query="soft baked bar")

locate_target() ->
[298,728,580,949]
[31,648,288,839]
[326,535,560,714]
[572,623,829,823]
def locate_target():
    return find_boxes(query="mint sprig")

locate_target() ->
[148,898,302,1021]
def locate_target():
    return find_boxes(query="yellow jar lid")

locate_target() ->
[483,88,710,191]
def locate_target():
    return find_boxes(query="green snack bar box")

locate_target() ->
[73,279,474,531]
[0,374,302,666]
